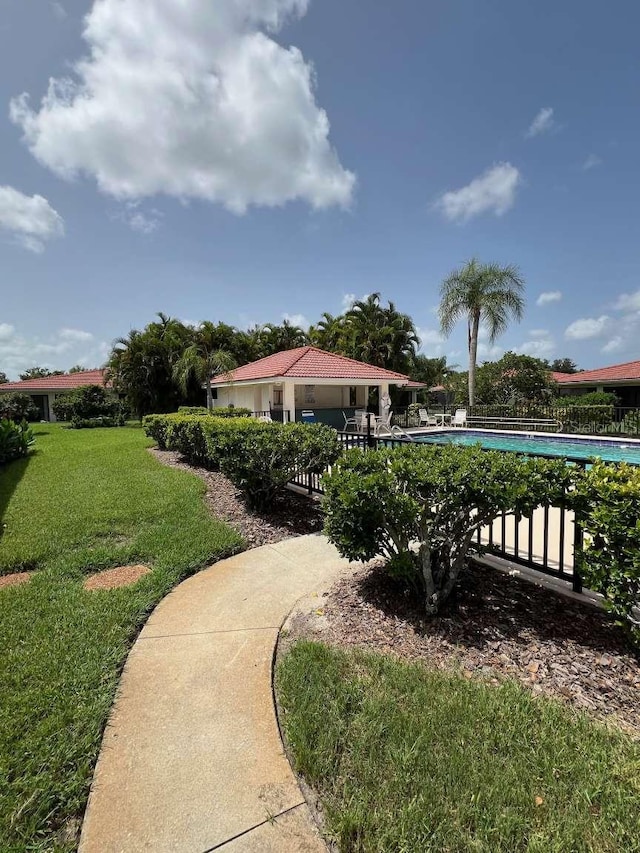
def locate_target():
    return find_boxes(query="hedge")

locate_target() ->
[177,406,252,418]
[0,419,34,465]
[143,413,341,509]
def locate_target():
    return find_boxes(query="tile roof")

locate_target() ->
[554,360,640,384]
[0,369,107,392]
[212,346,409,383]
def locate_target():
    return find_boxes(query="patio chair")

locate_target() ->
[258,413,273,423]
[357,411,371,433]
[418,408,438,427]
[374,410,393,435]
[342,410,358,431]
[452,409,467,427]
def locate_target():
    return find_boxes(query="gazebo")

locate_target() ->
[210,346,410,428]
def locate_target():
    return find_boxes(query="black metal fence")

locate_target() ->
[290,423,593,594]
[392,404,640,436]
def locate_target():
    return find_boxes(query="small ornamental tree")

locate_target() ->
[52,385,128,426]
[572,461,640,644]
[323,444,571,615]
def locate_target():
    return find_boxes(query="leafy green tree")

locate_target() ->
[475,352,556,404]
[343,293,419,373]
[107,313,194,417]
[253,320,309,358]
[409,354,447,388]
[550,357,579,374]
[19,366,55,380]
[309,312,347,352]
[0,393,39,421]
[173,322,237,410]
[0,371,8,384]
[68,364,87,374]
[438,259,525,406]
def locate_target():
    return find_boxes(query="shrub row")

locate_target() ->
[143,413,341,510]
[177,406,252,418]
[324,445,640,645]
[0,419,34,465]
[0,393,39,422]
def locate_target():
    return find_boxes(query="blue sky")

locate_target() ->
[1,0,640,378]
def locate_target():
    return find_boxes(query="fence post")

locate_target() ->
[366,412,376,449]
[572,512,583,594]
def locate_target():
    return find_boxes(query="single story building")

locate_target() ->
[554,359,640,407]
[0,369,107,421]
[211,346,411,428]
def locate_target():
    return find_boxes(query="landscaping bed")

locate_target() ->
[150,448,324,547]
[286,560,640,737]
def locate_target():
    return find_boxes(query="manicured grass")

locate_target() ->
[0,424,243,852]
[277,641,640,853]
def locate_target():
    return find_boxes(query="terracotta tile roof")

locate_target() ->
[551,371,574,383]
[0,369,107,392]
[212,347,409,384]
[554,360,640,384]
[406,380,429,388]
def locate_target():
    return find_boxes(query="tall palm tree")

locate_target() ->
[173,322,237,409]
[344,293,420,372]
[438,259,525,406]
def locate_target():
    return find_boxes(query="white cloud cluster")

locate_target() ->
[536,290,562,307]
[565,315,611,340]
[10,0,354,214]
[0,185,64,253]
[435,163,521,222]
[614,289,640,313]
[526,107,555,138]
[282,312,309,329]
[0,325,109,379]
[516,329,555,358]
[416,327,446,357]
[582,154,602,171]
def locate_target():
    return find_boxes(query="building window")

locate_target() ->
[211,388,218,400]
[349,386,357,407]
[273,389,283,406]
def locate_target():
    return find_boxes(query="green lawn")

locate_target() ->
[277,641,640,853]
[0,424,243,852]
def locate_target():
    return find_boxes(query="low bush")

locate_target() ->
[52,385,128,426]
[0,419,34,465]
[572,460,640,644]
[0,393,39,422]
[323,444,571,615]
[177,406,252,418]
[143,413,341,509]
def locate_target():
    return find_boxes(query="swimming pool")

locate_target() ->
[411,429,640,464]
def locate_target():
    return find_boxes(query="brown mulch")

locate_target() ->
[294,560,640,737]
[149,448,324,547]
[83,564,151,591]
[0,571,33,590]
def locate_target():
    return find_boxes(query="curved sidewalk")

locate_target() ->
[79,534,350,853]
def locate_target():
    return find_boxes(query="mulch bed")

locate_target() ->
[149,448,324,547]
[83,564,151,591]
[0,571,33,590]
[296,560,640,737]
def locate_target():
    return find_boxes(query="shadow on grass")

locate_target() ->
[350,559,635,658]
[0,452,34,542]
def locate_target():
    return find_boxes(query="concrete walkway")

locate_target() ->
[79,534,350,853]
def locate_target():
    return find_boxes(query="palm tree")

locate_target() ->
[344,293,420,372]
[438,259,525,406]
[173,322,237,409]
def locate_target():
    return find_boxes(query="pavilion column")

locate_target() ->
[283,380,296,423]
[378,382,390,416]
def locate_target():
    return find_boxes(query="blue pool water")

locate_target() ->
[411,429,640,464]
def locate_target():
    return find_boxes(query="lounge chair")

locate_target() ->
[418,408,438,427]
[374,410,393,435]
[342,410,358,431]
[452,409,467,427]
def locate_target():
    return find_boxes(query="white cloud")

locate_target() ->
[477,342,504,360]
[116,202,162,234]
[416,327,446,357]
[614,289,640,313]
[526,107,555,138]
[435,162,521,222]
[582,154,602,171]
[51,2,67,20]
[0,185,64,253]
[341,293,356,311]
[0,326,108,379]
[516,329,554,358]
[59,328,93,343]
[282,312,308,329]
[536,290,562,307]
[565,315,611,340]
[10,0,355,214]
[602,336,623,354]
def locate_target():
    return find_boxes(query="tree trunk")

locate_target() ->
[468,311,480,407]
[205,377,213,410]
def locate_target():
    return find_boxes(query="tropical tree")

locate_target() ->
[19,366,62,380]
[173,322,237,409]
[68,364,87,374]
[550,357,579,375]
[343,293,420,373]
[438,259,525,406]
[254,320,309,358]
[308,312,347,352]
[0,371,8,384]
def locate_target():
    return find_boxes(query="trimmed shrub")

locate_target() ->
[177,406,252,418]
[143,413,341,510]
[52,385,128,426]
[323,444,571,615]
[572,461,640,644]
[0,419,34,465]
[0,393,39,422]
[219,422,340,510]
